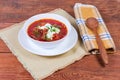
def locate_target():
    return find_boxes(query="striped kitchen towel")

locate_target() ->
[74,3,116,54]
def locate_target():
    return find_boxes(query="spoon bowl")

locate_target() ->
[86,17,99,30]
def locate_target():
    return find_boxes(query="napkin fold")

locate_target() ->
[74,3,116,54]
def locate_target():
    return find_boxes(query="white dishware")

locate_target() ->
[18,26,78,56]
[23,13,72,48]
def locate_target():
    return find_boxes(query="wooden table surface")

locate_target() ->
[0,0,120,80]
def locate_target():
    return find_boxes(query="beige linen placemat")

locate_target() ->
[0,8,87,80]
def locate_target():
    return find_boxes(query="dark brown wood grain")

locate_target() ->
[0,0,120,80]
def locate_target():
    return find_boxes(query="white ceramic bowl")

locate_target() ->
[23,13,72,48]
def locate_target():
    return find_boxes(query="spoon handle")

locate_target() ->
[94,30,108,64]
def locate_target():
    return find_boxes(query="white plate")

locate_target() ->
[18,26,78,56]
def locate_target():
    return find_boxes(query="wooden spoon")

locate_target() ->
[85,17,108,65]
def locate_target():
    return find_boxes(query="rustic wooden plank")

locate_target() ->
[0,39,11,53]
[0,53,34,80]
[0,0,119,23]
[0,23,15,29]
[0,53,120,80]
[0,23,15,53]
[44,53,120,80]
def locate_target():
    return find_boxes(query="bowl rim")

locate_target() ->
[23,13,72,43]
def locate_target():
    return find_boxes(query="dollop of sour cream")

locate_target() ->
[37,23,60,40]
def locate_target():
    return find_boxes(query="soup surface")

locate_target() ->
[27,19,67,41]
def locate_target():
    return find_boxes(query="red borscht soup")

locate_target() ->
[27,19,68,42]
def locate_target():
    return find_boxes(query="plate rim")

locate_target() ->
[18,26,78,56]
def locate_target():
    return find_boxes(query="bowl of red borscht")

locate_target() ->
[23,13,72,48]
